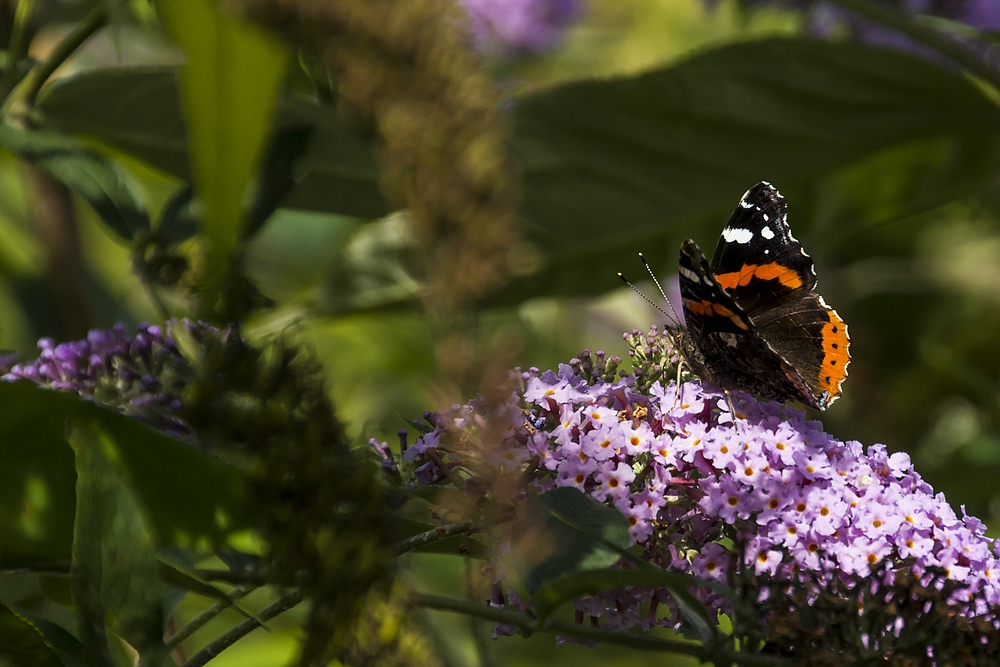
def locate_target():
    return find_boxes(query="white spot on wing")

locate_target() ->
[678,266,701,283]
[722,227,753,244]
[762,214,769,222]
[760,226,774,239]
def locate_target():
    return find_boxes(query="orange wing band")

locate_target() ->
[715,263,804,291]
[683,299,750,331]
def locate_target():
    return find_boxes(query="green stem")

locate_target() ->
[181,589,304,667]
[391,520,475,556]
[165,583,258,650]
[4,4,106,117]
[413,593,790,667]
[827,0,1000,92]
[1,0,34,100]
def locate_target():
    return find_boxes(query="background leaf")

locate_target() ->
[0,603,87,667]
[500,37,1000,302]
[509,487,631,593]
[0,123,149,241]
[68,417,171,667]
[36,69,390,220]
[154,0,291,302]
[0,382,251,567]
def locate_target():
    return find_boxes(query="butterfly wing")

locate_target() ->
[709,182,816,314]
[679,239,821,409]
[706,181,849,409]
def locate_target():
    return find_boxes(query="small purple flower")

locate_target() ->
[1,319,216,436]
[461,0,583,54]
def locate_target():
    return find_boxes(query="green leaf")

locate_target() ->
[500,37,1000,301]
[509,487,631,593]
[0,122,149,241]
[0,384,82,567]
[243,124,313,237]
[0,603,88,667]
[84,402,252,550]
[156,184,199,244]
[68,417,172,667]
[154,0,291,302]
[531,568,718,645]
[37,67,190,178]
[0,382,252,567]
[35,68,389,219]
[156,560,254,623]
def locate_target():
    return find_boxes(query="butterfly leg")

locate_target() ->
[670,357,686,410]
[723,389,744,435]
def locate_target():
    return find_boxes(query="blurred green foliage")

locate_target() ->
[1,0,1000,664]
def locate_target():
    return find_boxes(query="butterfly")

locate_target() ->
[675,181,850,410]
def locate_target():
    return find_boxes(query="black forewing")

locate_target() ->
[709,182,817,317]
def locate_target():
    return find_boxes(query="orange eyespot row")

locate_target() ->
[819,310,850,397]
[715,262,804,292]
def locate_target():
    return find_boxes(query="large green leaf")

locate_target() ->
[502,37,1000,301]
[0,384,81,567]
[509,487,631,593]
[36,67,389,221]
[155,0,291,305]
[35,39,1000,307]
[0,382,251,567]
[68,417,172,667]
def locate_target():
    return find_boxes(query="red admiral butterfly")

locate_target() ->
[676,181,850,410]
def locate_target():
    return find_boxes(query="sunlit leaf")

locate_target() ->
[154,0,291,306]
[68,417,170,666]
[0,382,251,567]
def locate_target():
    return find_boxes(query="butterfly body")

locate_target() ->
[677,182,849,410]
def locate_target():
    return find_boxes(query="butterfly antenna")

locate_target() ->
[638,253,683,327]
[618,272,676,323]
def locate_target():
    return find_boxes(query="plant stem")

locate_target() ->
[181,589,304,667]
[413,593,790,667]
[166,583,258,650]
[1,0,34,101]
[827,0,1000,91]
[191,569,268,585]
[5,4,106,116]
[391,520,475,556]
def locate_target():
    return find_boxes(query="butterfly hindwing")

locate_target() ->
[755,294,850,409]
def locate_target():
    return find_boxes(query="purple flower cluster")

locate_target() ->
[0,320,209,434]
[460,0,583,54]
[397,328,1000,638]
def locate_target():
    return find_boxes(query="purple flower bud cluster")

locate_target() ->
[0,320,213,434]
[460,0,583,54]
[398,327,1000,645]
